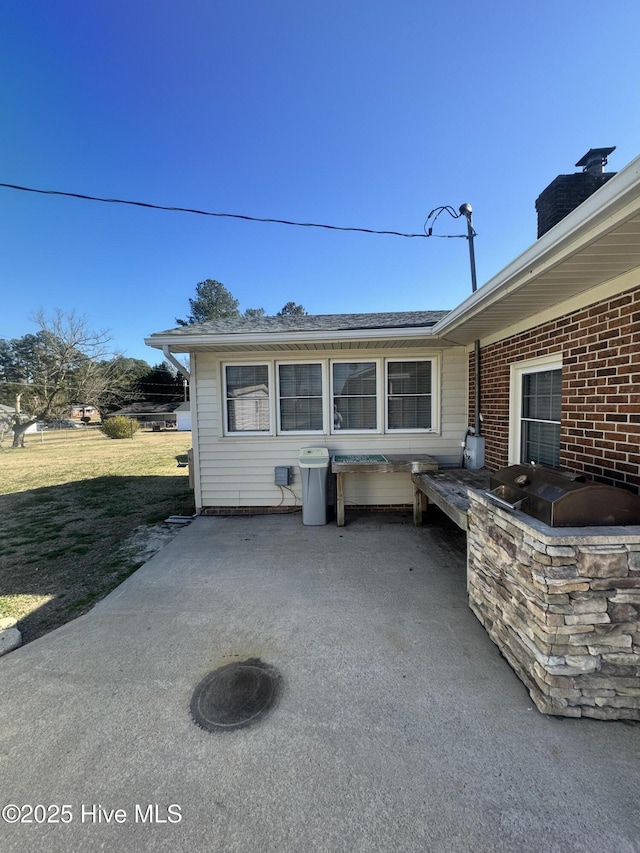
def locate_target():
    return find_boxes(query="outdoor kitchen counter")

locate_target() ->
[331,454,438,527]
[411,468,491,531]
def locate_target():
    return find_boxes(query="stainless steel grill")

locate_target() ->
[487,464,640,527]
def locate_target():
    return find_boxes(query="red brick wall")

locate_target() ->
[469,284,640,491]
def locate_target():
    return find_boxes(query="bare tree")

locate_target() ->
[10,310,113,447]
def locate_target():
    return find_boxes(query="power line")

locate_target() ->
[0,182,469,240]
[1,182,431,239]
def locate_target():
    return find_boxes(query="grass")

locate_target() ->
[0,428,195,643]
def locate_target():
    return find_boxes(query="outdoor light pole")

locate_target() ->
[458,203,477,293]
[425,201,483,464]
[458,203,481,438]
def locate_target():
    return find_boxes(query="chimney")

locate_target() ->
[535,147,616,238]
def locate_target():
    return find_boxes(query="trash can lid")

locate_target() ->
[299,447,329,458]
[298,447,330,466]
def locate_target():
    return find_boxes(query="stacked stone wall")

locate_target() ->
[467,491,640,719]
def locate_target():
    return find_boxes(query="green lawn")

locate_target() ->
[0,429,195,643]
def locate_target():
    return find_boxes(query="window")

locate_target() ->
[222,355,440,437]
[224,364,270,433]
[509,356,562,467]
[278,363,324,432]
[332,361,378,432]
[386,360,432,431]
[521,369,561,466]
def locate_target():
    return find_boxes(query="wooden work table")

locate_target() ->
[331,454,438,527]
[411,468,491,530]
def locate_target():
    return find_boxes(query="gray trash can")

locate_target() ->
[298,447,330,525]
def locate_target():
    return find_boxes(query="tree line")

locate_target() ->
[1,281,306,447]
[175,279,306,325]
[0,311,185,446]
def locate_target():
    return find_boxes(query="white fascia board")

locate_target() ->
[144,324,439,351]
[433,153,640,337]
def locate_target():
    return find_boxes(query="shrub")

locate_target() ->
[100,416,139,439]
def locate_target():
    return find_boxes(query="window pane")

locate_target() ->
[280,398,323,431]
[520,367,561,466]
[332,362,377,430]
[332,363,377,397]
[387,361,432,429]
[388,396,432,430]
[278,363,323,398]
[278,364,323,431]
[522,370,561,421]
[387,361,431,395]
[226,365,270,432]
[522,421,560,467]
[334,395,377,430]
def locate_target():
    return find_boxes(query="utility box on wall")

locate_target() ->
[274,466,291,486]
[465,435,485,469]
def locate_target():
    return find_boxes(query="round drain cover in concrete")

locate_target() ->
[190,659,281,732]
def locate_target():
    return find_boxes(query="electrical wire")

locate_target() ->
[0,182,470,240]
[423,205,468,238]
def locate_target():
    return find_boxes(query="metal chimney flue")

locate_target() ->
[575,146,616,175]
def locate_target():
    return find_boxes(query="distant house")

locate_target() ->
[0,404,40,437]
[146,149,640,512]
[70,405,97,420]
[109,402,181,430]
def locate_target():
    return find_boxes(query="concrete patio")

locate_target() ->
[1,511,639,852]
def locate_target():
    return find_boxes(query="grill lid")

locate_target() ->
[487,464,640,527]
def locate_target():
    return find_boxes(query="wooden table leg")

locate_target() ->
[336,472,345,526]
[413,483,427,526]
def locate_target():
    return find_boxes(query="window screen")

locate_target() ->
[521,369,561,466]
[278,364,323,431]
[225,365,270,432]
[387,361,432,430]
[332,362,377,431]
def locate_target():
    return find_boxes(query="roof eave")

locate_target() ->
[145,324,441,352]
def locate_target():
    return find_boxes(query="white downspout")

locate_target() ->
[162,345,190,381]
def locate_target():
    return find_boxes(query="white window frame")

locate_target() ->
[220,354,442,438]
[276,361,326,435]
[222,361,274,436]
[330,358,382,435]
[509,354,562,465]
[385,357,439,433]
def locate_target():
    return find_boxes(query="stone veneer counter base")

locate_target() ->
[467,491,640,720]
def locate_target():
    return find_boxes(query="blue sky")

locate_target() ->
[1,1,639,364]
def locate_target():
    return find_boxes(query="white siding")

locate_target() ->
[193,346,467,508]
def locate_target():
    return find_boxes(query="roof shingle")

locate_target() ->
[150,310,450,338]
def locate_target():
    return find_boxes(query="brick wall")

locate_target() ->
[469,283,640,491]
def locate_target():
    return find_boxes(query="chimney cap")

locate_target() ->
[575,147,616,173]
